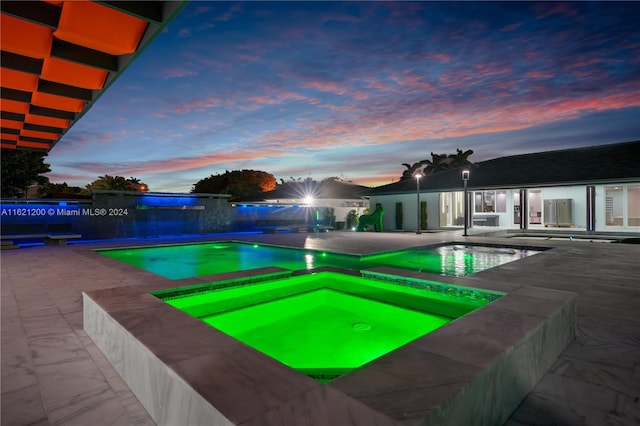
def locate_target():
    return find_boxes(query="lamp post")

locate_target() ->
[462,170,470,236]
[415,172,422,234]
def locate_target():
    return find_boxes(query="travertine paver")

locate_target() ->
[1,230,639,425]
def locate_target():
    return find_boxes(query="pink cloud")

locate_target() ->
[534,3,580,20]
[180,123,199,130]
[473,62,513,79]
[245,88,311,108]
[52,84,640,189]
[492,79,519,90]
[410,51,453,64]
[363,76,392,91]
[248,84,640,156]
[161,66,198,79]
[237,53,261,62]
[246,96,280,105]
[500,23,523,32]
[526,70,554,79]
[389,74,438,94]
[301,80,350,95]
[62,149,289,179]
[562,57,604,71]
[429,53,453,63]
[172,97,222,114]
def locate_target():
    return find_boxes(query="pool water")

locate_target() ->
[204,288,448,380]
[100,241,541,279]
[156,272,501,382]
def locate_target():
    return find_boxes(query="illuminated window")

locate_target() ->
[605,186,623,226]
[474,191,505,213]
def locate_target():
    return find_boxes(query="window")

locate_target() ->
[605,186,623,226]
[473,191,505,213]
[344,201,365,207]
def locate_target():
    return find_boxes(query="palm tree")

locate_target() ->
[400,148,474,179]
[126,177,149,191]
[423,153,450,175]
[448,149,474,168]
[400,161,428,180]
[86,175,142,191]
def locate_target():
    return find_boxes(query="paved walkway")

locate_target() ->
[1,231,639,425]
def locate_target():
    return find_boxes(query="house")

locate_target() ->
[361,141,640,234]
[237,178,370,229]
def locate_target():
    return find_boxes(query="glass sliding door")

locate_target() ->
[513,192,521,225]
[528,190,542,225]
[439,192,465,226]
[605,186,624,226]
[605,185,639,228]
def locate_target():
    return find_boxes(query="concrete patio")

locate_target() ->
[1,230,639,425]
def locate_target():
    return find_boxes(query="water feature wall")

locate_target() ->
[1,191,233,240]
[229,203,314,232]
[1,192,331,240]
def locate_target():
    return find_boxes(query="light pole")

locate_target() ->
[462,170,469,236]
[415,172,422,234]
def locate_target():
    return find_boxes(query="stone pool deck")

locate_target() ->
[1,230,639,425]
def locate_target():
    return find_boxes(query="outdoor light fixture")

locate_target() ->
[303,196,314,206]
[462,170,470,236]
[415,172,423,234]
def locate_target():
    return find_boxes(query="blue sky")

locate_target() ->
[45,1,640,192]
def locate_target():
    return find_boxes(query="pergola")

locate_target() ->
[1,0,187,151]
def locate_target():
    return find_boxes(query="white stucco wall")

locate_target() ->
[368,182,640,234]
[369,193,439,232]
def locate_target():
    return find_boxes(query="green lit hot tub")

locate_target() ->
[153,271,502,382]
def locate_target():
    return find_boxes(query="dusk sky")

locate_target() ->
[45,1,640,192]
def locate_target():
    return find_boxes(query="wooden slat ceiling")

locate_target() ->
[1,0,187,151]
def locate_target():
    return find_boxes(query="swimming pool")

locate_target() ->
[84,249,576,426]
[99,241,543,279]
[153,271,502,382]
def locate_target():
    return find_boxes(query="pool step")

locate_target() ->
[1,240,19,250]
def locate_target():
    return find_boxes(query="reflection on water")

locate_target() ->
[100,242,542,279]
[437,244,530,277]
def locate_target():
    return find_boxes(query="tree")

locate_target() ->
[1,150,51,198]
[346,209,360,230]
[37,182,88,198]
[422,153,450,176]
[400,148,474,179]
[400,161,428,180]
[125,177,149,192]
[448,149,474,168]
[86,175,148,191]
[191,169,276,200]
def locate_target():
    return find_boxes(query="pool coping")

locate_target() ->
[83,259,576,425]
